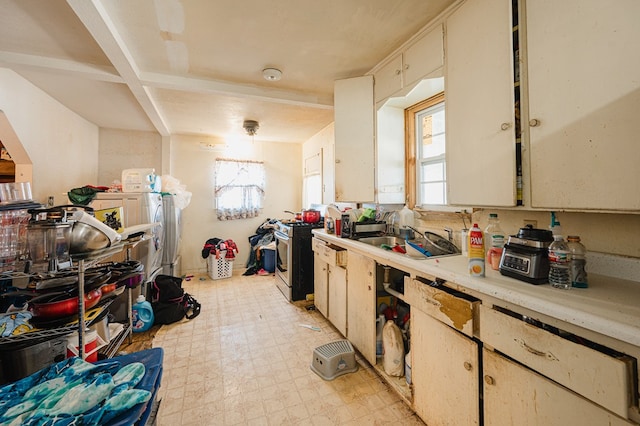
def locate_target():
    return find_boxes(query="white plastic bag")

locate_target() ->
[382,320,405,377]
[161,175,192,209]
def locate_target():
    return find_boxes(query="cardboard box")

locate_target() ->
[94,207,124,233]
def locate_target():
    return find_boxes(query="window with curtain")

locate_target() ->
[215,158,265,220]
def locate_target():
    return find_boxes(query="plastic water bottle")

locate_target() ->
[484,213,505,270]
[484,213,505,250]
[548,235,571,289]
[132,295,154,332]
[567,236,588,288]
[468,223,485,277]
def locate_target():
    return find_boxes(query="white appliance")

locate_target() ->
[161,194,182,277]
[90,192,164,320]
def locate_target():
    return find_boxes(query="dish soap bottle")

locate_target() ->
[567,235,588,288]
[132,295,154,332]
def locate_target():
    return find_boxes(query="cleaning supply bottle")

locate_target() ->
[468,223,485,277]
[132,295,154,332]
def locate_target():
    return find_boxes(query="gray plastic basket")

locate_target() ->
[310,339,358,380]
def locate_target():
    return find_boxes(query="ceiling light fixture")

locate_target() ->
[243,120,259,136]
[262,68,282,81]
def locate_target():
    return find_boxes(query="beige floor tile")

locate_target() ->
[154,272,424,425]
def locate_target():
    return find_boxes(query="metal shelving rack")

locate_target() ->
[70,236,146,359]
[0,216,149,362]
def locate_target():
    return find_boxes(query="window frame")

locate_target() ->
[405,92,445,209]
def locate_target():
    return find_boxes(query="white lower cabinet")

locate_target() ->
[480,304,638,425]
[313,251,328,317]
[411,309,480,425]
[483,349,635,426]
[327,264,347,336]
[346,251,376,364]
[312,238,347,332]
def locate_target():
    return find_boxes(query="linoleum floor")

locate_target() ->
[153,272,424,425]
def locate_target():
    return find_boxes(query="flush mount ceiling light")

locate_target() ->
[243,120,259,136]
[262,68,282,81]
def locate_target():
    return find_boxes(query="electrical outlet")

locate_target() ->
[523,219,537,228]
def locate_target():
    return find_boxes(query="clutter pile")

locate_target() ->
[201,238,239,261]
[243,219,278,276]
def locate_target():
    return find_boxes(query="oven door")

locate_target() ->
[274,230,292,300]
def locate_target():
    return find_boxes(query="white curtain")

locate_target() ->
[215,159,265,220]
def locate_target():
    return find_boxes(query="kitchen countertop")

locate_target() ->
[313,230,640,348]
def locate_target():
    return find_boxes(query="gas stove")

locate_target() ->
[275,220,324,237]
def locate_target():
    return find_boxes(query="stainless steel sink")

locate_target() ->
[357,235,460,259]
[356,236,406,247]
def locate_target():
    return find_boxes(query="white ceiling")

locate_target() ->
[0,0,455,144]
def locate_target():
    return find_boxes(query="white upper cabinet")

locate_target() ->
[374,24,444,104]
[334,75,375,203]
[526,0,640,211]
[374,55,404,104]
[445,0,517,207]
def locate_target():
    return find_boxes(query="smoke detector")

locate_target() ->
[243,120,259,136]
[262,68,282,81]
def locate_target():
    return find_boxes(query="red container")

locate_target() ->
[302,209,321,223]
[66,329,100,362]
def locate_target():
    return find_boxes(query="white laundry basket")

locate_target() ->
[207,251,233,280]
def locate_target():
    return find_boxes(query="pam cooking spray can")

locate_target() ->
[468,223,485,277]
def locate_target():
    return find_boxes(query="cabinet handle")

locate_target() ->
[395,69,402,75]
[500,122,512,131]
[515,338,559,361]
[529,118,541,127]
[484,375,495,386]
[404,64,410,70]
[335,159,341,164]
[463,361,473,371]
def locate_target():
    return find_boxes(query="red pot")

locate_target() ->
[302,209,321,223]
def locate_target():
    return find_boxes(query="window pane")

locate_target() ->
[215,159,265,220]
[415,100,446,206]
[420,182,446,205]
[421,162,444,182]
[304,174,322,207]
[419,107,445,158]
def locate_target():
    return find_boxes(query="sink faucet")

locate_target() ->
[444,227,453,242]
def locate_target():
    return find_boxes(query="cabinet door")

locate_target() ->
[346,251,376,364]
[374,54,403,103]
[327,265,347,336]
[445,0,517,207]
[403,24,444,88]
[334,76,375,202]
[412,310,479,425]
[313,252,328,317]
[526,0,640,211]
[483,349,634,426]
